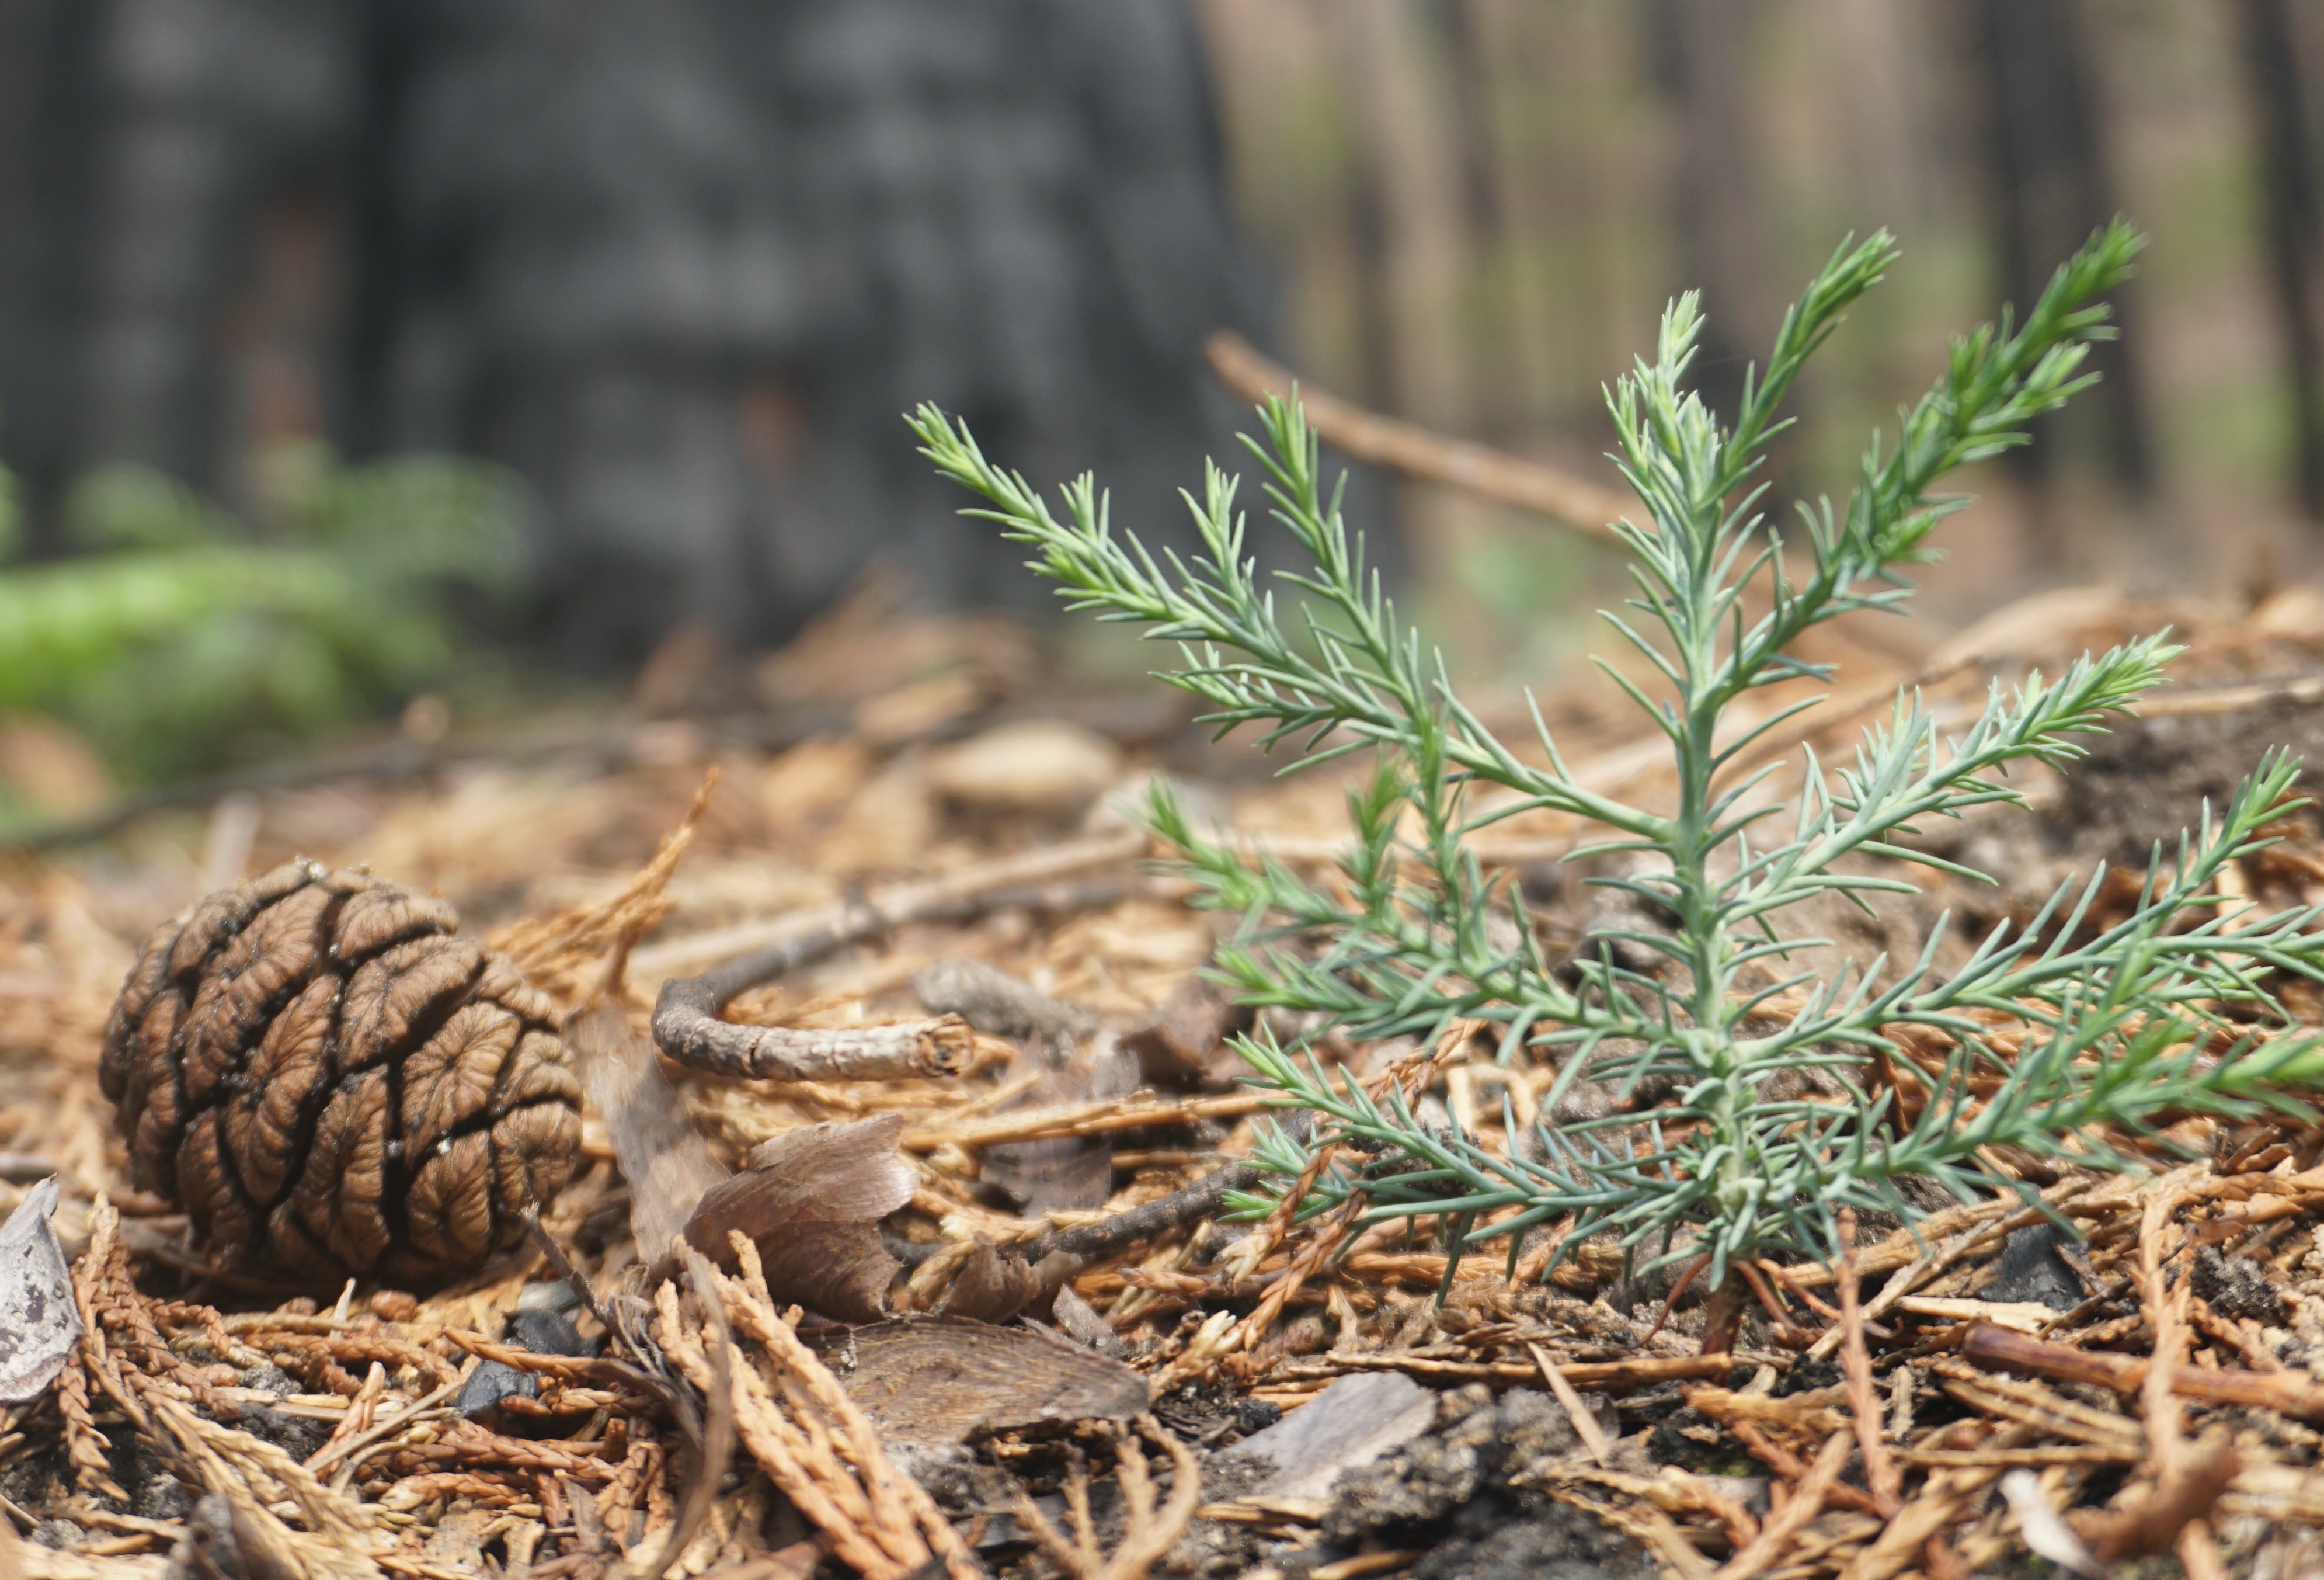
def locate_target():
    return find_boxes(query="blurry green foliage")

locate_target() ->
[0,442,526,784]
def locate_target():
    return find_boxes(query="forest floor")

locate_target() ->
[11,575,2324,1580]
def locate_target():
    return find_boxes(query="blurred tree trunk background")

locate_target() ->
[0,0,1271,669]
[6,0,2324,689]
[1969,0,2153,538]
[2236,0,2324,520]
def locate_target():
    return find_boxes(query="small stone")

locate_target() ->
[1979,1224,2085,1311]
[1316,1390,1649,1580]
[135,1472,195,1524]
[236,1403,330,1460]
[2195,1245,2290,1326]
[510,1308,591,1357]
[31,1519,84,1551]
[455,1361,537,1420]
[1228,1371,1437,1502]
[928,720,1123,816]
[516,1280,584,1315]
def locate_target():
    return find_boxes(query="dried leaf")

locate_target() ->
[1048,1285,1128,1359]
[0,1178,80,1402]
[675,1115,915,1322]
[572,1002,728,1265]
[831,1316,1148,1445]
[1122,977,1251,1088]
[937,1241,1077,1325]
[982,1035,1137,1216]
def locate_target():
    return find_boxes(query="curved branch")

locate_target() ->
[650,831,1144,1081]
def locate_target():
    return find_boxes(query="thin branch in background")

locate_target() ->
[1203,331,1632,535]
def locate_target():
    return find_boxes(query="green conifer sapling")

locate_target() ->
[910,222,2324,1289]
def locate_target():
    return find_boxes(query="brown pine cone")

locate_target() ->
[99,860,584,1286]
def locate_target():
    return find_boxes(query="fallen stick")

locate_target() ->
[653,1005,972,1082]
[1015,1112,1316,1266]
[1274,1350,1740,1391]
[1961,1322,2324,1420]
[901,1090,1274,1151]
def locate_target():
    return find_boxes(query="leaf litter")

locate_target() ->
[7,582,2324,1576]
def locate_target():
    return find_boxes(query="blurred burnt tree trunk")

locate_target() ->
[0,0,1269,669]
[1647,0,1775,429]
[2233,0,2324,520]
[0,0,96,560]
[0,0,362,540]
[1969,0,2153,511]
[1428,0,1517,433]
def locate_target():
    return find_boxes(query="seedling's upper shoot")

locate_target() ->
[911,220,2324,1284]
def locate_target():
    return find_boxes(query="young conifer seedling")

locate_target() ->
[909,222,2324,1290]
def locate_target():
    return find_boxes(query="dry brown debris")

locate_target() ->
[654,1236,979,1580]
[12,587,2324,1577]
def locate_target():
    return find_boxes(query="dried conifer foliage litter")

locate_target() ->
[99,859,583,1283]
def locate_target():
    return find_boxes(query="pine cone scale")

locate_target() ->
[231,975,338,1204]
[294,1072,394,1272]
[176,881,339,1109]
[331,886,461,964]
[175,1113,256,1265]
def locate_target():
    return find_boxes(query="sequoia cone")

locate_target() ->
[99,861,583,1285]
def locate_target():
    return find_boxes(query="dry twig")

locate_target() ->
[1529,1342,1612,1466]
[1710,1428,1852,1580]
[1014,1112,1313,1266]
[1835,1210,1902,1518]
[2073,1177,2240,1566]
[1010,1418,1201,1580]
[1961,1321,2324,1417]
